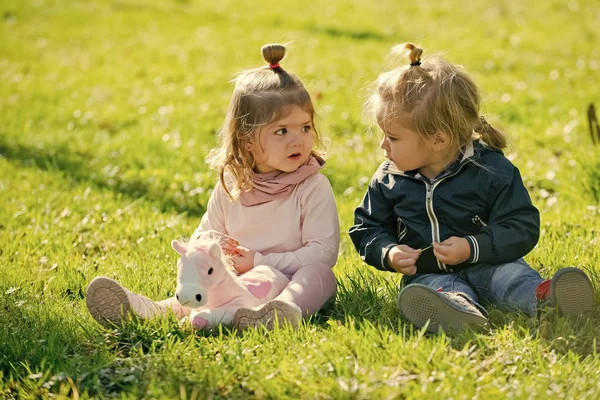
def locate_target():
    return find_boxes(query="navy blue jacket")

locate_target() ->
[349,140,540,274]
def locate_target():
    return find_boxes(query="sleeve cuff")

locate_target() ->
[381,243,398,272]
[466,233,492,263]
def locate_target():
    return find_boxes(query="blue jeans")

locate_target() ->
[402,259,545,317]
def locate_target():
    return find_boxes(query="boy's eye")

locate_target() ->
[274,128,287,135]
[302,125,312,133]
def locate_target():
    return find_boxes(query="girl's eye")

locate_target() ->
[274,128,287,135]
[302,125,312,133]
[208,267,213,275]
[387,135,397,142]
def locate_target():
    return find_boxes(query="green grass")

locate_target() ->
[2,0,600,398]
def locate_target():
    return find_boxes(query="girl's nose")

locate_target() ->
[289,130,303,146]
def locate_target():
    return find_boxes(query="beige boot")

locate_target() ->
[233,300,302,331]
[86,276,165,328]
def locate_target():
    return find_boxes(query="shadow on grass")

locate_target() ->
[0,295,115,397]
[0,137,206,217]
[327,268,402,329]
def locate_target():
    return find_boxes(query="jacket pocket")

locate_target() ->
[471,214,488,229]
[397,217,408,242]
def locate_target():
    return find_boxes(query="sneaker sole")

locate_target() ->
[398,284,489,333]
[233,300,301,331]
[551,268,594,320]
[86,277,131,328]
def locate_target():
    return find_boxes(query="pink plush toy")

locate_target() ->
[171,236,289,329]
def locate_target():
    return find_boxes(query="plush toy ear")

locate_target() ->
[208,242,222,258]
[171,240,187,256]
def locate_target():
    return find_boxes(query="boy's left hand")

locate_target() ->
[432,237,471,265]
[231,245,255,274]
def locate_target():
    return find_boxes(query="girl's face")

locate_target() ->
[249,105,314,174]
[378,113,446,178]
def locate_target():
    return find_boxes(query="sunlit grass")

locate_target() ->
[1,0,600,398]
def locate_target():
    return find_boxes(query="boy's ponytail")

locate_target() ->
[402,43,423,66]
[477,116,507,150]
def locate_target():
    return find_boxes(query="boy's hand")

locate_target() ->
[231,245,255,274]
[387,244,420,275]
[433,237,471,265]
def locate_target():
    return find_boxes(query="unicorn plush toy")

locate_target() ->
[171,236,289,329]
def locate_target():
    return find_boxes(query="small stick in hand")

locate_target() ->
[419,244,433,252]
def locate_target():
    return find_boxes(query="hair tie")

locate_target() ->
[480,116,490,127]
[269,63,280,69]
[410,60,421,67]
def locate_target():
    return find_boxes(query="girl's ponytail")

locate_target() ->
[477,116,507,150]
[262,44,286,69]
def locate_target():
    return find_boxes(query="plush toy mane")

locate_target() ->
[186,232,235,274]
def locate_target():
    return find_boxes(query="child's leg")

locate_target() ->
[275,262,337,317]
[460,259,544,316]
[398,274,488,333]
[234,262,336,330]
[156,297,192,319]
[86,276,190,327]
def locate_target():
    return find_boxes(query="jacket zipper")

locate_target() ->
[421,164,471,273]
[424,180,446,271]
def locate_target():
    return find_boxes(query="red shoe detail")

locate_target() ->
[436,287,444,292]
[536,279,551,300]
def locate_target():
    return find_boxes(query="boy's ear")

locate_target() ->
[432,131,451,150]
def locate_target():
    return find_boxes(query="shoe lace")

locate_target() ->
[441,291,482,315]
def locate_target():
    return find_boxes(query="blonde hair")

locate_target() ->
[366,43,507,153]
[206,44,324,198]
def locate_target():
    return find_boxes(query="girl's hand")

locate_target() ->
[231,246,255,274]
[433,237,471,265]
[218,236,239,255]
[387,244,420,275]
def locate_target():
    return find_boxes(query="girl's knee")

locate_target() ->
[301,262,335,278]
[293,263,337,293]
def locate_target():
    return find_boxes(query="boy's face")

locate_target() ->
[378,113,437,174]
[249,105,314,174]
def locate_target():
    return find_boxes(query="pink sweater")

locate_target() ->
[194,173,340,277]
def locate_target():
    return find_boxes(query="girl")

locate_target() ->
[86,44,340,331]
[349,43,595,333]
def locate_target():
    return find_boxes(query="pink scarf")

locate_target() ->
[239,155,325,206]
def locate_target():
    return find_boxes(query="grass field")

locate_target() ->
[1,0,600,398]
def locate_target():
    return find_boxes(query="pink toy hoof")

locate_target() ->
[191,316,210,329]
